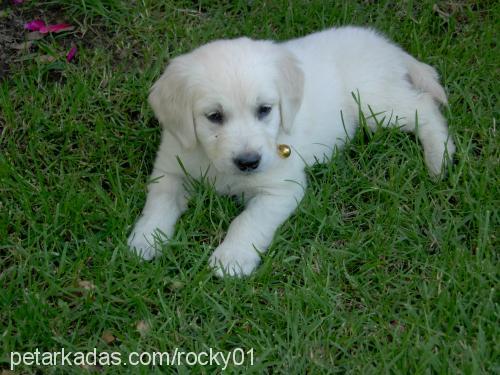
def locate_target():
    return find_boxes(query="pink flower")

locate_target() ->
[24,20,74,34]
[66,46,77,62]
[13,0,24,4]
[39,23,74,34]
[24,20,46,31]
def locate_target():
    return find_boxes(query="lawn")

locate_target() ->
[0,0,498,373]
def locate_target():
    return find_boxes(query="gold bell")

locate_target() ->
[277,144,291,159]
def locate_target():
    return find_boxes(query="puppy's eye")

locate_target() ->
[257,105,272,120]
[206,111,224,125]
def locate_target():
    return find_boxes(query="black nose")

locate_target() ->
[233,152,261,171]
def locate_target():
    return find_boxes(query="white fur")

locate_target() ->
[128,26,455,276]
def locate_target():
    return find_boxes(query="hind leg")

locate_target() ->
[363,91,455,177]
[415,100,455,177]
[400,93,455,177]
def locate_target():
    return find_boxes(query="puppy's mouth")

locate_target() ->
[235,168,261,175]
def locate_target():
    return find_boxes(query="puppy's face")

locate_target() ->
[149,38,304,174]
[193,78,281,174]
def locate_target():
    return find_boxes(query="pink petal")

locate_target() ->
[39,23,74,34]
[66,46,77,62]
[24,20,46,31]
[13,0,24,4]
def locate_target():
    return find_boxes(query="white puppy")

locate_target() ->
[128,26,455,276]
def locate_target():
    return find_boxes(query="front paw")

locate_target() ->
[127,231,159,260]
[209,244,261,277]
[127,213,171,260]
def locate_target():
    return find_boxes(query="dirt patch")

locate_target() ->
[0,1,77,80]
[0,2,26,79]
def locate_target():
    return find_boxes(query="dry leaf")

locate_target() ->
[101,330,116,344]
[78,280,96,290]
[433,4,450,19]
[38,55,56,63]
[390,319,406,333]
[26,31,45,41]
[170,280,184,290]
[11,41,32,50]
[136,320,150,337]
[243,322,252,333]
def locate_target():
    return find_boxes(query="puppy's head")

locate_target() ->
[149,37,304,174]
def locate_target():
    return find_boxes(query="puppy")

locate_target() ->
[128,26,455,276]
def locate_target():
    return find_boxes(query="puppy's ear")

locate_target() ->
[276,50,304,132]
[148,57,196,149]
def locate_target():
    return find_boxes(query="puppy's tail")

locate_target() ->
[405,55,448,105]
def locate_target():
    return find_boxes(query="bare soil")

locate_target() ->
[0,1,75,80]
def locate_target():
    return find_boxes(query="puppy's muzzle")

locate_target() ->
[233,152,261,172]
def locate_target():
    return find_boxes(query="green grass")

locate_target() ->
[1,0,498,373]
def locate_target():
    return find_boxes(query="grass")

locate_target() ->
[0,0,498,373]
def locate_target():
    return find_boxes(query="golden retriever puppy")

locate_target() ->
[128,26,455,276]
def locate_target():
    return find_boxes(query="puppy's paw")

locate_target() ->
[423,136,456,179]
[127,231,161,260]
[209,244,261,277]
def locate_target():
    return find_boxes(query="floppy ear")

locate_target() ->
[276,50,304,133]
[148,57,196,149]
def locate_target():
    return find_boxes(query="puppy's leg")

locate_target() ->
[415,96,455,177]
[398,93,455,177]
[128,170,187,260]
[209,182,305,277]
[364,92,455,178]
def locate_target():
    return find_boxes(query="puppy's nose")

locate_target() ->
[233,152,261,171]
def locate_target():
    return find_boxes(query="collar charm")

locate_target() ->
[277,144,291,158]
